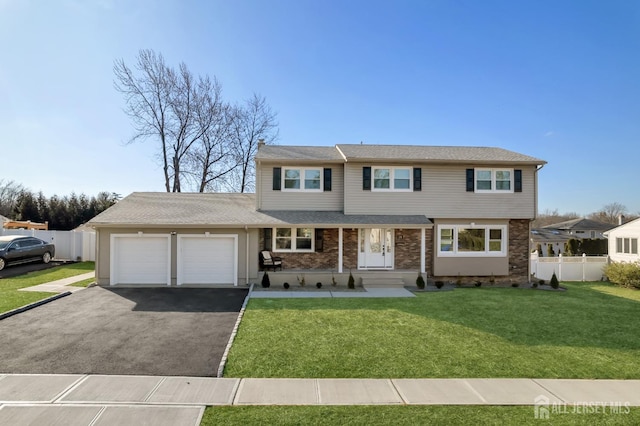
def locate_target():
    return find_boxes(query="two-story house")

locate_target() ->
[89,143,546,287]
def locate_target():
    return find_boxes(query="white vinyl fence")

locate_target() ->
[530,252,608,282]
[1,229,95,261]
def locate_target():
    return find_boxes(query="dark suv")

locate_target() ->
[0,235,56,271]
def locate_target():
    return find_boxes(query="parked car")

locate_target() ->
[0,235,55,271]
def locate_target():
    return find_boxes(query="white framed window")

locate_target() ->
[616,237,639,254]
[475,169,513,193]
[372,167,412,191]
[282,168,322,191]
[437,225,507,256]
[273,227,314,252]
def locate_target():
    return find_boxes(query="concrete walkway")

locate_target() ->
[18,272,95,294]
[1,374,639,425]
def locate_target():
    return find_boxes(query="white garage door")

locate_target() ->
[177,234,237,285]
[110,234,171,285]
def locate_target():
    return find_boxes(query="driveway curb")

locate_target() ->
[0,291,72,321]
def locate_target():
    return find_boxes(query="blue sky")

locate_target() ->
[1,0,638,215]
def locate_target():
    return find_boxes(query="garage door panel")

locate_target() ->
[178,235,237,285]
[111,235,170,285]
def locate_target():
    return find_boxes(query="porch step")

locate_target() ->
[361,277,406,289]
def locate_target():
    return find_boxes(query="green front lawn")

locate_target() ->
[0,262,95,313]
[225,282,640,379]
[202,406,640,425]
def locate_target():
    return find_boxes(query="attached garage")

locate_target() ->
[177,234,238,286]
[110,234,171,285]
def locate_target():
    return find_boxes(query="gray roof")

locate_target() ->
[255,145,345,162]
[542,218,614,232]
[88,192,431,228]
[336,144,546,165]
[531,228,570,244]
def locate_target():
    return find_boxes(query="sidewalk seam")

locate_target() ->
[52,375,90,403]
[389,379,408,404]
[463,379,488,403]
[531,378,566,403]
[144,377,167,402]
[87,405,106,426]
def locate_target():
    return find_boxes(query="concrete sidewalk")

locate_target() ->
[1,374,639,425]
[18,272,95,294]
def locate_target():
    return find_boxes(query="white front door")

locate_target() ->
[359,228,394,269]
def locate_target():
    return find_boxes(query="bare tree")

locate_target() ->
[114,50,278,193]
[229,94,278,193]
[114,50,174,191]
[185,79,237,192]
[532,209,580,228]
[0,180,25,218]
[588,202,627,224]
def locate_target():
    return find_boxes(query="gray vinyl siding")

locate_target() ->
[257,163,344,211]
[344,163,537,219]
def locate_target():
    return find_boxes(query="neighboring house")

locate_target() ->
[532,218,614,256]
[604,218,640,263]
[88,144,546,287]
[0,214,9,228]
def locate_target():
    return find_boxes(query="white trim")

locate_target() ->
[176,234,238,286]
[281,167,323,192]
[420,227,426,273]
[475,168,514,193]
[110,233,171,286]
[437,224,508,257]
[338,227,343,273]
[370,166,413,192]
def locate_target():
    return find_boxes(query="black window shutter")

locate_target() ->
[363,167,371,190]
[413,167,422,191]
[263,228,272,251]
[466,169,475,192]
[514,169,522,192]
[272,167,281,191]
[323,168,332,192]
[315,229,324,252]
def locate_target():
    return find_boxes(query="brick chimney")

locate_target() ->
[257,138,265,149]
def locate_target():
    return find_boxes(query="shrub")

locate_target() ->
[297,274,306,287]
[532,282,539,288]
[550,272,559,289]
[489,274,495,284]
[261,272,270,288]
[435,281,444,289]
[331,273,337,287]
[283,282,290,289]
[538,279,545,285]
[348,271,355,289]
[416,273,425,289]
[474,281,482,287]
[547,244,555,257]
[316,282,322,289]
[604,261,640,289]
[511,283,519,288]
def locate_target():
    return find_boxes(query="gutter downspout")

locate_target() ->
[245,226,250,286]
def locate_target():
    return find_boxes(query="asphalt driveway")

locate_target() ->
[0,287,248,377]
[0,261,65,278]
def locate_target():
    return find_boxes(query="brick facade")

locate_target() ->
[258,227,432,272]
[509,219,530,281]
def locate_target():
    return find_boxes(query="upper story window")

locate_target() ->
[438,225,507,257]
[475,169,513,192]
[283,168,322,191]
[372,167,412,191]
